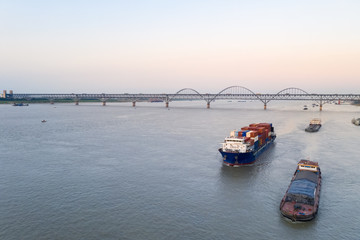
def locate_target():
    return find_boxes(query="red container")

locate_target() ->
[258,123,271,131]
[256,127,265,134]
[264,129,269,137]
[241,127,249,131]
[247,131,258,137]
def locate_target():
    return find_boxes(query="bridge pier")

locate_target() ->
[165,102,169,108]
[320,104,322,111]
[75,100,79,105]
[132,101,136,107]
[264,104,267,110]
[207,102,210,108]
[102,101,106,106]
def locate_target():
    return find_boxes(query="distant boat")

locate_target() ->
[13,103,29,106]
[305,118,321,132]
[351,118,360,126]
[41,120,47,123]
[303,105,308,110]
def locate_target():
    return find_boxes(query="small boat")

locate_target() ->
[280,160,321,221]
[13,103,29,106]
[41,120,47,123]
[303,105,308,110]
[351,118,360,126]
[305,118,321,132]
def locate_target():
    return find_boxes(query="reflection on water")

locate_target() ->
[0,101,359,240]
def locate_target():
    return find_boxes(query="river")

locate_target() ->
[1,101,359,240]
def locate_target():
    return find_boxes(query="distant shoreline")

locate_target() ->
[0,99,100,104]
[1,98,359,106]
[0,99,143,104]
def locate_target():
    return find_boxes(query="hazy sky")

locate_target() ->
[1,0,360,93]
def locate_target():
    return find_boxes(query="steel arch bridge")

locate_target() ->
[6,86,360,111]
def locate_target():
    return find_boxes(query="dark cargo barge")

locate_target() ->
[305,118,321,132]
[280,160,321,221]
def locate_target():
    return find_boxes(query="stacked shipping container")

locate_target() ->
[232,122,274,149]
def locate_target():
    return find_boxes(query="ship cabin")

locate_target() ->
[298,160,319,172]
[309,118,321,125]
[222,137,249,153]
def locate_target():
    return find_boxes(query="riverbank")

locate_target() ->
[0,99,130,104]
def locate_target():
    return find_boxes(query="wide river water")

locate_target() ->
[1,100,360,240]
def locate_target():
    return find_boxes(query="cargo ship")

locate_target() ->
[280,160,321,221]
[305,118,321,132]
[219,123,276,166]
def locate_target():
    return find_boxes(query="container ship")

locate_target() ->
[280,160,321,221]
[219,123,276,166]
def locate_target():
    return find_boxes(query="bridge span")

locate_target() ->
[4,86,360,111]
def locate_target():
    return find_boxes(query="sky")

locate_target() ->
[1,0,360,94]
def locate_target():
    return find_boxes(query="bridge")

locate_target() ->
[4,86,360,111]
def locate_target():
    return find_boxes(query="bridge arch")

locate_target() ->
[275,87,310,95]
[169,88,205,102]
[211,86,263,103]
[266,87,312,104]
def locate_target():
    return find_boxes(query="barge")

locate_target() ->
[280,160,321,221]
[305,118,321,132]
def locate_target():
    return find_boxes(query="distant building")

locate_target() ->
[1,90,13,98]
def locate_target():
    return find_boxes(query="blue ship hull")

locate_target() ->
[219,136,276,166]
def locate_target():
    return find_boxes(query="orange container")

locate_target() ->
[264,129,269,137]
[247,131,258,138]
[258,123,271,131]
[256,127,265,133]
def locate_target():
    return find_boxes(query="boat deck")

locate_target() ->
[281,202,315,220]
